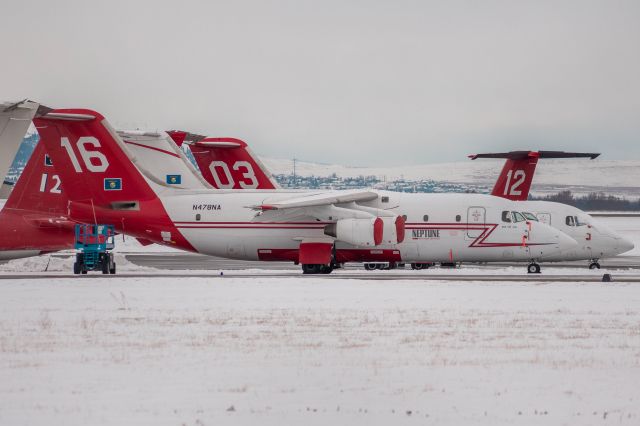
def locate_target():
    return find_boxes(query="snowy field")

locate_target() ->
[1,214,640,425]
[1,277,640,426]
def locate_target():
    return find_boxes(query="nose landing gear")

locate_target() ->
[527,263,541,274]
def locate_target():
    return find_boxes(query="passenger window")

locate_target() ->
[512,212,526,222]
[381,196,389,203]
[566,216,575,226]
[455,215,461,222]
[501,211,512,223]
[196,214,201,221]
[423,215,429,222]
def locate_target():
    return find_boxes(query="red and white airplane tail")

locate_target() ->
[469,151,600,201]
[4,139,69,215]
[167,131,279,190]
[33,109,195,251]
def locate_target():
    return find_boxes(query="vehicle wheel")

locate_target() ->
[375,263,386,270]
[102,261,109,274]
[73,262,81,275]
[411,263,424,270]
[527,263,541,274]
[110,263,116,274]
[364,263,377,271]
[302,264,323,274]
[320,265,333,274]
[589,262,601,270]
[81,269,88,275]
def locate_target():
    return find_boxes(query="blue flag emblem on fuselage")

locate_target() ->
[166,174,182,184]
[104,178,122,191]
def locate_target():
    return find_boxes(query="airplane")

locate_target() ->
[1,100,40,188]
[178,135,634,270]
[0,132,75,260]
[470,151,634,268]
[31,107,576,274]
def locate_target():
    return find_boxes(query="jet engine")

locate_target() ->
[324,217,383,246]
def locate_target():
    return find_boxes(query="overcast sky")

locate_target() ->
[3,0,639,165]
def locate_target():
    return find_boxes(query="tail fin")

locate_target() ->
[118,130,211,189]
[469,151,599,201]
[33,109,159,207]
[4,139,69,215]
[33,109,196,251]
[167,132,279,189]
[0,100,41,184]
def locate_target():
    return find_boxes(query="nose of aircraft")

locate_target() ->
[618,236,634,255]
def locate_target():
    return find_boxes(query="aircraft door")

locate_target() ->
[466,206,486,239]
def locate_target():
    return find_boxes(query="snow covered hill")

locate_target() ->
[263,157,640,197]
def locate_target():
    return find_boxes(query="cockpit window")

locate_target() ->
[574,216,588,226]
[512,212,526,223]
[501,211,512,223]
[566,215,575,226]
[522,212,538,221]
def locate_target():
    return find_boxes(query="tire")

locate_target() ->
[110,263,116,275]
[527,263,541,274]
[73,262,81,275]
[412,263,424,270]
[364,263,377,271]
[320,265,333,274]
[81,269,88,275]
[589,262,601,270]
[102,260,109,274]
[302,264,323,274]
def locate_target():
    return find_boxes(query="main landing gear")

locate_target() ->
[364,262,401,270]
[410,263,433,270]
[301,264,334,274]
[589,261,601,270]
[527,262,541,274]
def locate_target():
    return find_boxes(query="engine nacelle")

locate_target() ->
[379,216,406,244]
[324,217,383,246]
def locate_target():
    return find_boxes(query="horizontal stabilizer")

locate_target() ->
[469,151,600,160]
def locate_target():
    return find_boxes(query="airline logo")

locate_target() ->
[104,178,122,191]
[166,174,182,185]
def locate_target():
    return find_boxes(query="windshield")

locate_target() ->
[522,212,538,221]
[512,211,526,223]
[575,215,589,226]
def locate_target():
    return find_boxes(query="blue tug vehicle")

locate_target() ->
[73,224,116,274]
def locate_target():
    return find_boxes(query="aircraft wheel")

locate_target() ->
[527,263,541,274]
[302,264,323,274]
[589,262,601,270]
[364,263,377,271]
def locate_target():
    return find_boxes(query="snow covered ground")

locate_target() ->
[1,277,639,426]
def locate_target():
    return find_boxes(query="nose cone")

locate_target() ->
[618,236,634,255]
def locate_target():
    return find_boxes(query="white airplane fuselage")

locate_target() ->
[155,189,573,263]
